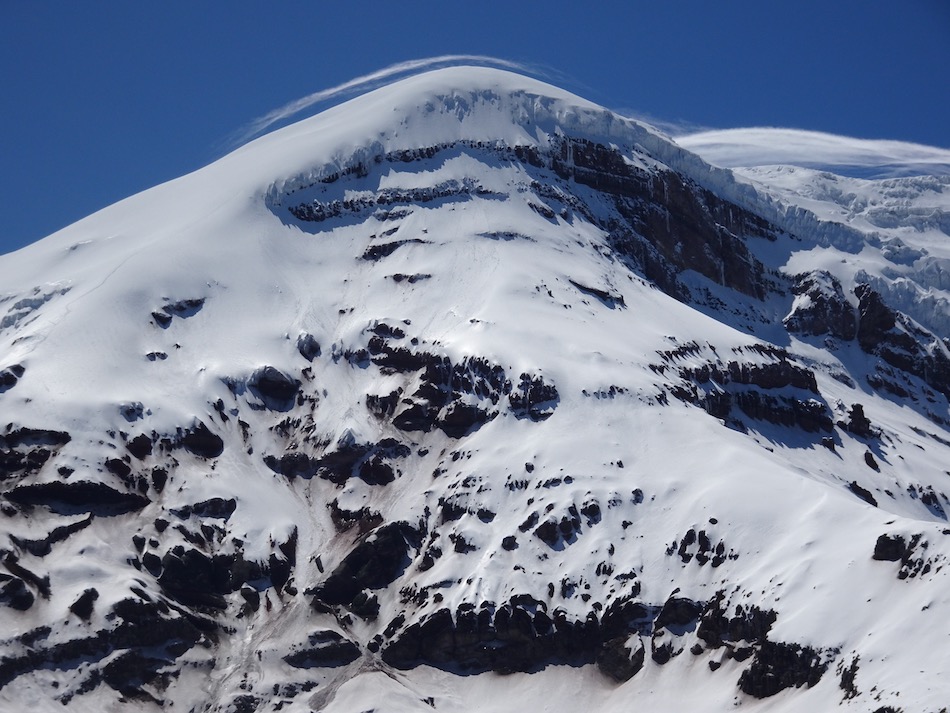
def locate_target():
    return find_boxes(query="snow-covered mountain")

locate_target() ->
[1,66,949,712]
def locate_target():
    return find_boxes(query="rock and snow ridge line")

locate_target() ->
[0,66,948,712]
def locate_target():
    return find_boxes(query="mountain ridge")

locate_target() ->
[1,66,949,712]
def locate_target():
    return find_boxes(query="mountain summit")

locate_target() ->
[1,67,949,712]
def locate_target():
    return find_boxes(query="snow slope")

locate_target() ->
[0,67,948,712]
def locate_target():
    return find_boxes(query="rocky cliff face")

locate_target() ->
[0,67,948,712]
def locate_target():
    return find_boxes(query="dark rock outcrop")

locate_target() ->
[170,497,237,520]
[839,403,874,438]
[0,427,71,481]
[696,594,777,649]
[100,648,170,698]
[654,596,703,632]
[382,593,652,675]
[0,364,24,393]
[296,333,322,361]
[179,421,224,458]
[439,402,493,438]
[550,136,775,300]
[2,427,71,448]
[266,436,409,485]
[855,284,950,398]
[662,349,833,434]
[283,630,361,668]
[596,634,645,682]
[248,366,300,410]
[151,298,204,328]
[126,433,154,459]
[5,480,149,516]
[784,271,856,340]
[310,521,421,608]
[856,284,898,353]
[366,389,402,419]
[158,547,233,608]
[872,534,907,562]
[9,513,93,556]
[353,328,559,433]
[0,596,205,693]
[0,574,34,610]
[509,373,559,421]
[848,481,878,507]
[678,359,819,394]
[69,588,99,620]
[738,641,827,698]
[155,540,280,608]
[533,505,584,549]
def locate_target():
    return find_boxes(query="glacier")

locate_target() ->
[0,66,948,712]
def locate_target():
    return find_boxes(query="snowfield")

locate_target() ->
[0,66,948,712]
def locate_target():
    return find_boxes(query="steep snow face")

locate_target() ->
[1,67,949,713]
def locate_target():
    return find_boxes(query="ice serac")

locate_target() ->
[0,66,949,712]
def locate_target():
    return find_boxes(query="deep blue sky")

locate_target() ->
[2,1,948,255]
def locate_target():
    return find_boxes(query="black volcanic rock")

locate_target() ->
[100,648,170,697]
[738,641,828,698]
[854,284,950,398]
[171,497,237,520]
[696,595,776,649]
[840,403,874,438]
[597,634,645,682]
[383,594,654,675]
[551,136,775,300]
[0,427,71,480]
[856,284,898,352]
[126,433,154,459]
[248,366,300,409]
[366,389,402,419]
[5,480,149,516]
[284,630,361,668]
[439,402,493,438]
[872,534,907,562]
[296,333,322,361]
[2,427,71,447]
[785,271,856,340]
[180,421,224,458]
[158,547,230,608]
[654,596,703,632]
[10,513,93,556]
[509,373,559,421]
[0,575,34,611]
[0,364,24,393]
[310,521,421,608]
[848,481,878,506]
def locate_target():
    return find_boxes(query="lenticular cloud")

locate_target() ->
[675,127,950,178]
[234,55,536,146]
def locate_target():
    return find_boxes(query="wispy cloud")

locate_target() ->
[230,55,541,148]
[674,127,950,178]
[612,109,713,139]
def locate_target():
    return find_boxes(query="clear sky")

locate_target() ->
[2,1,948,255]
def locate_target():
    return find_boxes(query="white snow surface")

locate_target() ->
[0,66,948,711]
